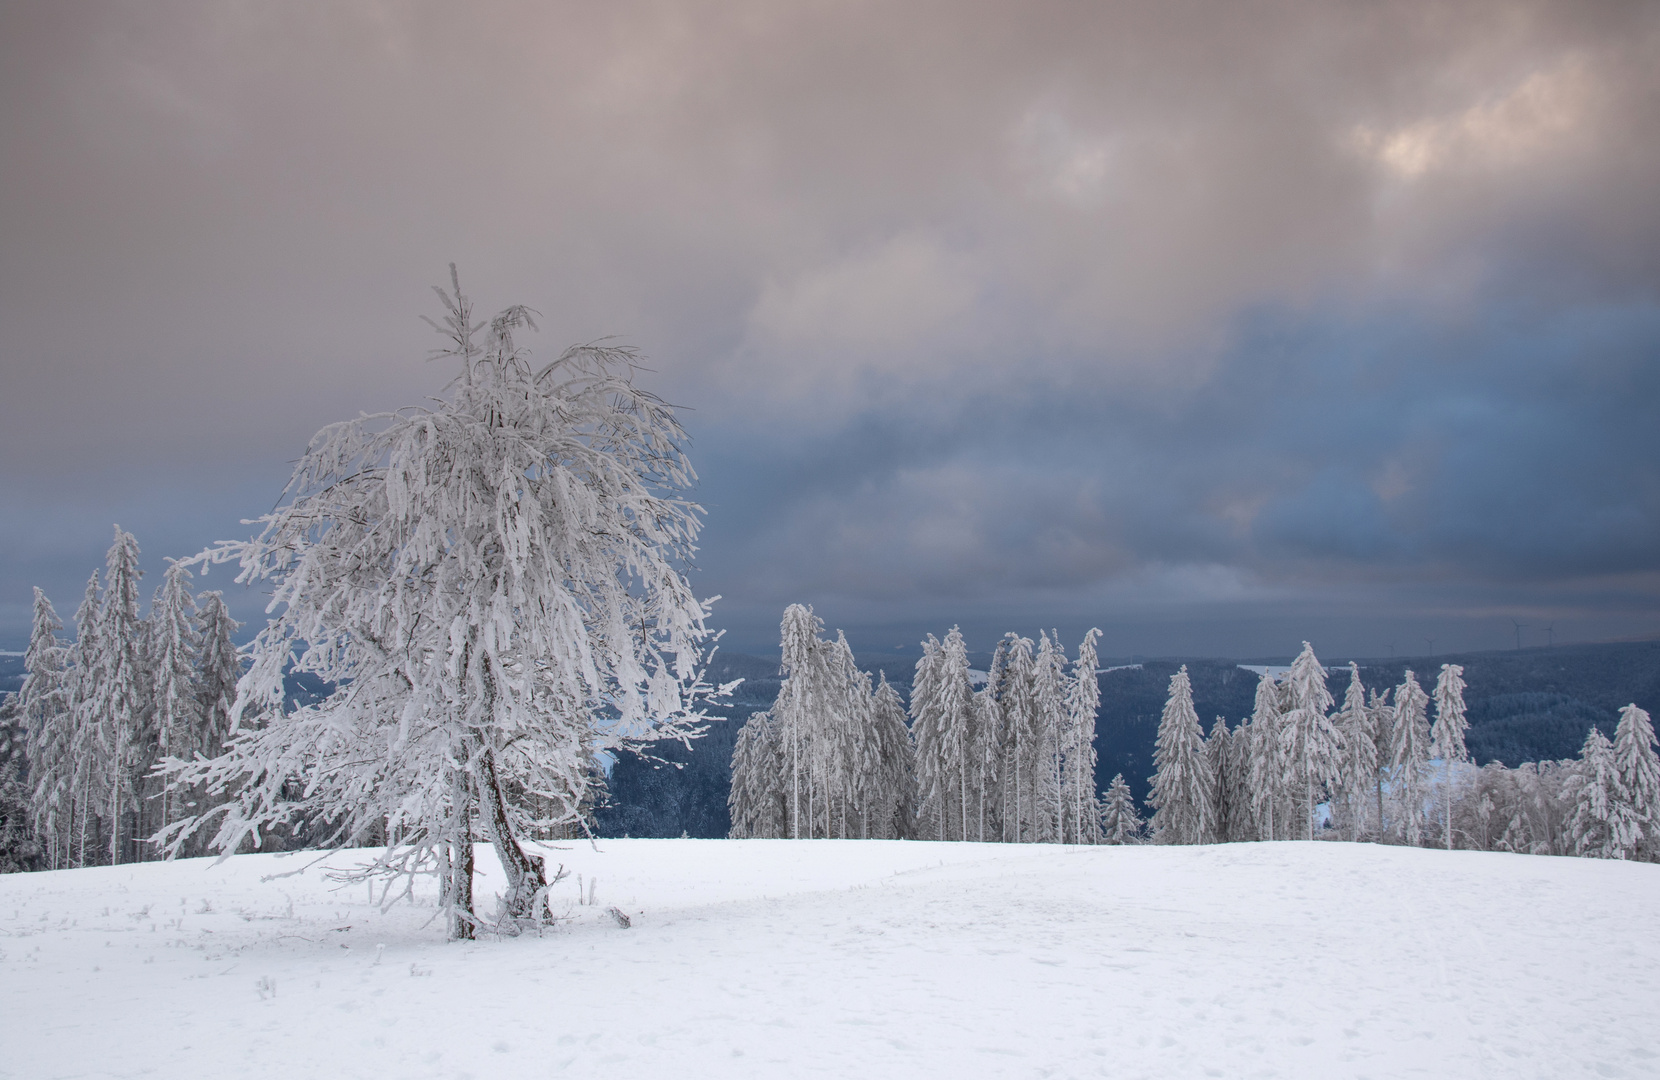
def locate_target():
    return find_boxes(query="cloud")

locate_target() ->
[2,0,1659,655]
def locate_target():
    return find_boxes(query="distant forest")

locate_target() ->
[594,640,1660,839]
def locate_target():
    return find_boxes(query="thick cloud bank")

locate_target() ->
[2,1,1657,655]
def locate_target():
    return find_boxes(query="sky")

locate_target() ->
[2,0,1658,660]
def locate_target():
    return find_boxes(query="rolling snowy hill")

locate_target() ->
[2,840,1656,1079]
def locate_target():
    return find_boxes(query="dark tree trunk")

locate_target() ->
[474,748,546,924]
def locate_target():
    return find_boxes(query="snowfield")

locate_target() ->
[2,840,1657,1079]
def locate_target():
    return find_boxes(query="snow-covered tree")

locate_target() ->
[67,573,101,866]
[1388,672,1431,846]
[1148,666,1211,845]
[1064,629,1103,844]
[865,673,916,840]
[21,588,74,868]
[1029,632,1070,842]
[1098,773,1144,844]
[90,527,148,865]
[148,561,201,837]
[1203,717,1232,844]
[1333,664,1378,842]
[1367,688,1394,841]
[1611,704,1659,862]
[1245,671,1286,841]
[1280,642,1340,841]
[164,271,724,938]
[193,590,241,761]
[728,709,786,839]
[999,635,1038,842]
[911,628,976,841]
[1565,727,1623,859]
[1430,664,1471,851]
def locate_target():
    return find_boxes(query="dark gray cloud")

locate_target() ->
[2,0,1658,657]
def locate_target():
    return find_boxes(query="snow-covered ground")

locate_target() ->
[2,840,1656,1079]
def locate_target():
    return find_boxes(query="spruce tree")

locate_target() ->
[1334,663,1377,842]
[1098,773,1144,844]
[868,673,916,840]
[1203,717,1231,844]
[999,635,1037,842]
[1430,664,1471,851]
[1065,629,1103,843]
[1148,666,1210,844]
[1390,672,1431,846]
[149,561,201,838]
[1566,727,1622,858]
[1281,642,1339,841]
[91,527,148,864]
[1030,632,1069,842]
[21,588,74,868]
[1611,704,1659,862]
[1246,671,1285,841]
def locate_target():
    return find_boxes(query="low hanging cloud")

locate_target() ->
[2,0,1658,655]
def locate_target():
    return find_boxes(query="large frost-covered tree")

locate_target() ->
[164,270,723,938]
[1148,666,1210,845]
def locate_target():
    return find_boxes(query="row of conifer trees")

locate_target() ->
[5,527,241,868]
[729,604,1109,842]
[729,615,1660,860]
[1141,642,1660,860]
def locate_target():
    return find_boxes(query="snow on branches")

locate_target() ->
[161,269,729,937]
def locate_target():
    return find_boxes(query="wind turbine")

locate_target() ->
[1510,619,1527,651]
[1544,621,1555,648]
[1425,636,1436,657]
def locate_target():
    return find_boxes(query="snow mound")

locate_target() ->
[2,840,1656,1078]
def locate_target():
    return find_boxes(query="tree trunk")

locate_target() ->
[445,767,475,941]
[473,748,545,925]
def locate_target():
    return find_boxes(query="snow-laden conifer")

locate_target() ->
[1030,632,1069,842]
[90,527,148,864]
[1389,672,1431,846]
[1098,773,1144,844]
[21,588,75,868]
[1064,629,1103,843]
[1280,642,1340,841]
[149,561,201,837]
[1334,664,1377,841]
[911,628,975,840]
[1367,688,1394,840]
[1226,712,1258,841]
[999,635,1038,842]
[728,709,786,839]
[1565,728,1624,858]
[1245,671,1286,841]
[1430,664,1471,850]
[1203,717,1231,844]
[193,590,241,759]
[867,673,916,840]
[164,271,724,937]
[67,573,101,866]
[1610,704,1659,861]
[1148,666,1211,844]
